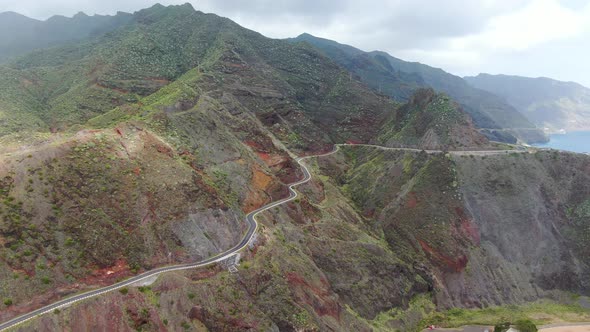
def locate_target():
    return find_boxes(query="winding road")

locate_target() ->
[0,143,529,331]
[0,146,345,331]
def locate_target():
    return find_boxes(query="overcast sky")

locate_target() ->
[2,0,590,86]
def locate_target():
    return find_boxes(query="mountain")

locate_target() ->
[0,5,423,329]
[1,4,397,150]
[0,10,133,62]
[465,74,590,133]
[376,88,490,150]
[289,33,547,144]
[317,144,590,316]
[0,4,589,331]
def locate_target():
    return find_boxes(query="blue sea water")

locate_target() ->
[533,131,590,153]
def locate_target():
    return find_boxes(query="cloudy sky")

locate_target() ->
[2,0,590,86]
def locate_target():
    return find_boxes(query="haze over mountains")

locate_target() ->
[0,3,589,331]
[3,5,589,142]
[289,33,553,144]
[465,74,590,133]
[0,10,132,62]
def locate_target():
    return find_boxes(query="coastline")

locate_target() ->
[532,130,590,153]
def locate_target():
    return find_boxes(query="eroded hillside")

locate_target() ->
[0,3,589,332]
[0,2,395,326]
[7,144,590,332]
[316,146,590,315]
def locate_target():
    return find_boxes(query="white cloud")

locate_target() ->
[385,0,590,85]
[455,0,589,52]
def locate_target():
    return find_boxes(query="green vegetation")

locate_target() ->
[515,319,538,332]
[291,33,544,143]
[377,88,485,149]
[422,301,590,328]
[574,199,590,218]
[292,310,311,329]
[369,294,436,331]
[494,322,511,332]
[0,3,588,332]
[137,286,150,293]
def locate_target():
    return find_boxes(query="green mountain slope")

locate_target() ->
[290,33,547,144]
[377,88,490,150]
[0,4,588,332]
[316,146,590,323]
[0,5,404,325]
[465,74,590,132]
[0,66,46,136]
[1,4,395,149]
[0,10,132,62]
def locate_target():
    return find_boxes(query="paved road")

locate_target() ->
[0,147,340,331]
[337,143,531,156]
[0,143,527,331]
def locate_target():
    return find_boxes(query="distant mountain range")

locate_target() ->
[465,74,590,133]
[0,10,132,62]
[3,9,588,141]
[289,33,547,143]
[1,4,590,331]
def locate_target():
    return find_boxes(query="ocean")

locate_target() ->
[533,131,590,153]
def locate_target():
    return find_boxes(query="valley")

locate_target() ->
[0,142,535,330]
[0,3,588,332]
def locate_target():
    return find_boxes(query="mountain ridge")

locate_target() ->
[0,4,589,331]
[0,8,134,62]
[289,33,548,144]
[465,73,590,133]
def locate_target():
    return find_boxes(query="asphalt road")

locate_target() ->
[0,146,341,331]
[0,143,529,330]
[339,143,531,156]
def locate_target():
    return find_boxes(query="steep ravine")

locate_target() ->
[5,146,590,331]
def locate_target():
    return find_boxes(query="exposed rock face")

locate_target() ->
[6,146,590,332]
[317,146,590,311]
[2,4,589,332]
[188,305,210,324]
[451,151,590,304]
[171,208,246,260]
